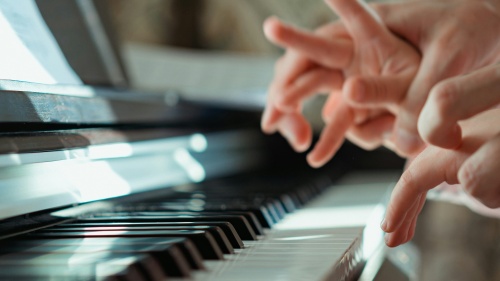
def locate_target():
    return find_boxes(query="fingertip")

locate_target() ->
[418,101,463,149]
[306,153,326,169]
[263,16,280,38]
[380,218,389,232]
[294,129,313,153]
[261,107,279,134]
[384,233,398,248]
[263,17,289,45]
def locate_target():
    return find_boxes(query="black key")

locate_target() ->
[0,255,146,281]
[119,202,275,229]
[68,221,244,249]
[0,243,183,280]
[114,211,264,236]
[82,215,257,240]
[279,193,299,212]
[47,225,234,254]
[26,229,224,260]
[7,237,203,273]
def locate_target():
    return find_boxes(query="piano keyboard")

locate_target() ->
[0,172,391,281]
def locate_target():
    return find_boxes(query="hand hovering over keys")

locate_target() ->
[355,0,500,153]
[382,108,500,247]
[261,0,421,167]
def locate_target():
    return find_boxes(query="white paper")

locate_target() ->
[0,0,82,85]
[124,43,277,109]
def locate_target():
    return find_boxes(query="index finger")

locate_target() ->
[264,17,353,69]
[393,47,457,156]
[325,0,390,43]
[418,64,500,149]
[382,147,453,233]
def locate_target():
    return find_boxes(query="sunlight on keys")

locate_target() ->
[275,204,380,230]
[275,234,333,241]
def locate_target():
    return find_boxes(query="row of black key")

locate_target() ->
[0,174,334,280]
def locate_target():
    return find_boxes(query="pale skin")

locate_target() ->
[262,0,500,247]
[383,109,500,247]
[365,0,500,152]
[261,0,421,168]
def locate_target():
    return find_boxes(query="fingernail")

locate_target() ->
[306,153,323,169]
[380,218,388,231]
[395,129,424,155]
[261,109,274,133]
[282,127,297,147]
[384,233,391,245]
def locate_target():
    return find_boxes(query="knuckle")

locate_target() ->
[429,82,458,119]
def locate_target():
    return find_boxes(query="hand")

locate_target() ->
[381,109,500,247]
[418,63,500,149]
[349,0,500,153]
[261,0,420,167]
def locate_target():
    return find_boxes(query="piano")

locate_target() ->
[0,1,408,280]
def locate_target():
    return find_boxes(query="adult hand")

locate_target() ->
[261,0,420,167]
[349,0,500,153]
[382,109,500,247]
[418,63,500,149]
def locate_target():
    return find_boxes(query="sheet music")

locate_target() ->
[0,0,82,85]
[124,43,276,109]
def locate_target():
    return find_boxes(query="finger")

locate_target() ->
[419,64,500,148]
[314,20,349,39]
[384,193,423,247]
[275,68,344,111]
[370,0,427,46]
[403,193,427,244]
[459,133,500,208]
[275,111,313,153]
[325,0,390,43]
[274,49,314,87]
[263,17,353,69]
[383,199,416,247]
[393,52,447,156]
[307,99,354,168]
[343,75,410,107]
[263,51,310,132]
[382,147,453,233]
[261,104,284,134]
[322,90,349,122]
[346,113,395,151]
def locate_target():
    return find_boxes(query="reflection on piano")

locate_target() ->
[0,1,406,280]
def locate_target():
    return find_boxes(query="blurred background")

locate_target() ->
[104,1,500,280]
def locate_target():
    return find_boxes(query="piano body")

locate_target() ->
[0,1,410,280]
